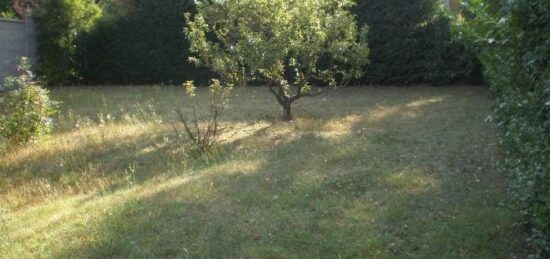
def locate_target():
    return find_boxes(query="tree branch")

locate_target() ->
[176,108,196,142]
[268,84,285,105]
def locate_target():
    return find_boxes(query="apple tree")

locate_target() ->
[185,0,369,120]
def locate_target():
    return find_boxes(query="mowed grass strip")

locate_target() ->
[1,86,527,258]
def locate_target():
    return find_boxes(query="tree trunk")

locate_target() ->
[282,100,292,121]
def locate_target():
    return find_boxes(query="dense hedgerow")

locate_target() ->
[355,0,481,85]
[0,58,57,145]
[76,0,208,85]
[33,0,101,86]
[420,13,483,85]
[460,0,550,255]
[32,0,480,86]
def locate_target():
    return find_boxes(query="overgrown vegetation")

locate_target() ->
[185,0,369,120]
[0,57,57,146]
[355,0,481,85]
[458,0,550,255]
[33,0,101,85]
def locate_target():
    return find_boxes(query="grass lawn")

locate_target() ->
[0,86,527,258]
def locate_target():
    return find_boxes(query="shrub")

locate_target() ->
[0,57,57,145]
[460,0,550,255]
[76,0,208,85]
[176,80,231,155]
[33,0,101,85]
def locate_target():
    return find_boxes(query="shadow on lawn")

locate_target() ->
[0,124,187,208]
[51,95,526,258]
[1,87,441,209]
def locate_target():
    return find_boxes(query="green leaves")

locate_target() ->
[34,0,102,85]
[0,57,57,145]
[185,0,369,120]
[185,0,369,88]
[460,0,550,255]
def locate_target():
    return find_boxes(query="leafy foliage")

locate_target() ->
[355,0,481,85]
[29,0,478,87]
[76,0,208,85]
[459,0,550,255]
[421,12,483,85]
[0,58,57,145]
[33,0,101,85]
[0,0,16,18]
[185,0,369,120]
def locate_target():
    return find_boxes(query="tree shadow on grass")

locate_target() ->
[1,86,457,210]
[0,123,187,209]
[50,94,527,258]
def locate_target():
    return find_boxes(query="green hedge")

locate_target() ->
[33,0,101,86]
[76,0,208,85]
[34,0,480,86]
[355,0,481,85]
[461,0,550,255]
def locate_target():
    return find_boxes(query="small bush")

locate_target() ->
[175,80,231,156]
[0,57,57,145]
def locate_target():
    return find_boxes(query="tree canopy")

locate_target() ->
[185,0,369,120]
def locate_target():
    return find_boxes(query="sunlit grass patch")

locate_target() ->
[0,122,170,210]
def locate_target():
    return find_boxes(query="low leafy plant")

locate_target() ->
[0,57,57,145]
[175,80,231,155]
